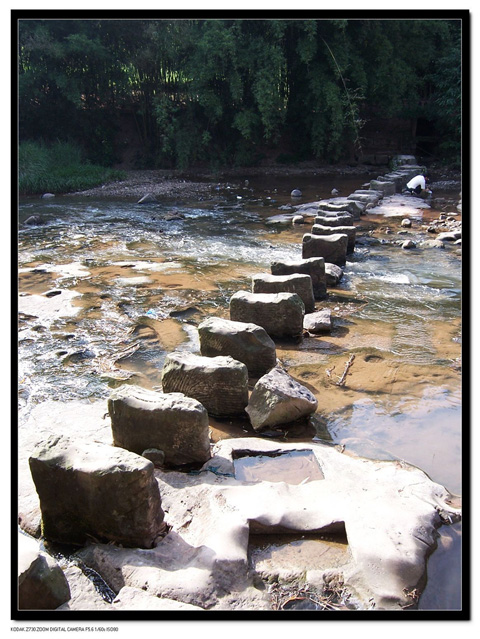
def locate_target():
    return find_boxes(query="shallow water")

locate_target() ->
[17,173,462,610]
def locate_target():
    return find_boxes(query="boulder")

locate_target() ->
[291,189,302,197]
[402,240,416,250]
[325,263,344,287]
[251,272,315,313]
[18,533,71,610]
[246,367,318,431]
[311,224,356,253]
[304,309,332,334]
[161,352,248,417]
[436,231,461,242]
[108,385,211,466]
[271,257,327,300]
[229,291,305,339]
[401,218,412,228]
[420,240,445,249]
[198,316,277,378]
[302,233,348,266]
[29,435,165,548]
[24,215,46,226]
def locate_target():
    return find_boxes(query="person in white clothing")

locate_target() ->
[405,175,428,195]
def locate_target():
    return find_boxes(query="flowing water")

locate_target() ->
[17,172,462,610]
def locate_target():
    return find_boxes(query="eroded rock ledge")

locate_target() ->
[18,400,461,612]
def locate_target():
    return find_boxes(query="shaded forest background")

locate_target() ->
[18,18,463,172]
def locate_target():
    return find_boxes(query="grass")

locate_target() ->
[18,141,126,195]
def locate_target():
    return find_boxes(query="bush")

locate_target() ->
[18,140,125,195]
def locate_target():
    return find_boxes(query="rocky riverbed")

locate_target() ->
[17,158,463,615]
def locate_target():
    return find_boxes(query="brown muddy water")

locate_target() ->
[17,171,462,610]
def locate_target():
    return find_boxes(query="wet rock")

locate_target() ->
[252,272,315,313]
[198,316,277,378]
[304,309,332,334]
[108,385,210,466]
[230,291,305,340]
[18,532,71,610]
[436,231,461,242]
[161,352,248,418]
[271,257,327,301]
[41,193,55,199]
[420,240,445,250]
[24,215,46,226]
[401,240,416,250]
[302,233,348,267]
[401,218,412,228]
[291,189,302,198]
[311,224,356,254]
[325,263,344,287]
[246,367,318,431]
[29,434,165,548]
[62,349,96,364]
[292,215,305,225]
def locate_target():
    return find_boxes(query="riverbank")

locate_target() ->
[71,161,461,207]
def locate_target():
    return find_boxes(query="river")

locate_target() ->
[17,171,462,610]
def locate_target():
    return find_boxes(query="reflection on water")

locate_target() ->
[234,449,324,484]
[17,176,462,610]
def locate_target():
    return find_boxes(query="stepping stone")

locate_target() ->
[29,434,165,548]
[162,352,248,417]
[252,272,315,313]
[198,316,277,378]
[271,257,327,301]
[108,385,211,466]
[302,233,348,267]
[230,291,305,340]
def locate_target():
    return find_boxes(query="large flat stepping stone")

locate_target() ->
[311,223,356,253]
[161,352,248,417]
[198,316,277,378]
[271,257,326,301]
[230,291,305,339]
[29,434,165,548]
[302,233,348,266]
[108,385,211,466]
[252,272,315,313]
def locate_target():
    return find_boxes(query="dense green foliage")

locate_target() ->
[18,18,464,170]
[18,140,126,194]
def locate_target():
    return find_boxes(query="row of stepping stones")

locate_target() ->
[106,157,428,463]
[25,158,426,565]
